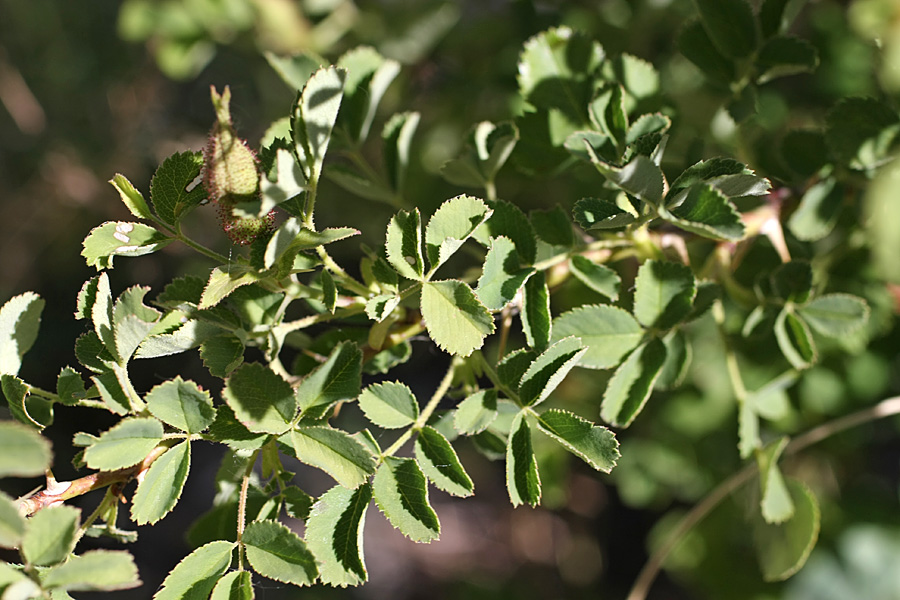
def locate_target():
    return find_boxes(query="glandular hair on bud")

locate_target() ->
[202,86,275,245]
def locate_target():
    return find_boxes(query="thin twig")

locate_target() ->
[626,395,900,600]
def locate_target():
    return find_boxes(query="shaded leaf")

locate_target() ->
[153,540,235,600]
[296,342,362,418]
[552,305,644,369]
[0,420,51,477]
[415,426,474,497]
[754,479,820,581]
[454,389,498,435]
[569,256,620,301]
[210,570,253,600]
[695,0,759,59]
[521,271,551,351]
[384,209,425,280]
[518,337,587,407]
[131,441,191,525]
[149,151,206,226]
[305,483,371,587]
[600,338,667,427]
[373,457,440,542]
[476,236,535,311]
[22,505,79,566]
[536,409,619,472]
[224,363,296,434]
[291,426,376,489]
[572,196,637,231]
[424,195,492,274]
[43,550,140,592]
[82,222,172,270]
[757,437,794,524]
[774,309,816,370]
[798,294,869,337]
[506,411,541,507]
[661,184,745,241]
[633,260,697,330]
[243,519,317,586]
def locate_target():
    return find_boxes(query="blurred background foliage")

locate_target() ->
[0,0,898,598]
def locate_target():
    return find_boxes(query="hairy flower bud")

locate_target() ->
[202,86,274,245]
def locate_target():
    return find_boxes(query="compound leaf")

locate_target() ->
[291,427,376,489]
[223,363,296,434]
[420,280,494,357]
[600,338,667,427]
[552,305,644,369]
[372,457,440,542]
[153,540,235,600]
[536,409,620,473]
[506,411,541,507]
[243,519,317,586]
[84,418,164,471]
[358,381,419,430]
[415,426,474,497]
[305,483,371,587]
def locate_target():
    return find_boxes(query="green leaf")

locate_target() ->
[206,404,268,454]
[798,294,869,337]
[586,153,665,206]
[759,0,807,38]
[787,178,843,241]
[136,319,220,360]
[291,426,376,489]
[131,441,191,525]
[305,483,371,587]
[757,437,794,524]
[441,121,519,187]
[756,35,819,84]
[198,266,266,310]
[146,377,215,434]
[572,196,637,231]
[149,151,206,226]
[384,208,425,280]
[88,368,131,415]
[661,184,745,241]
[260,146,306,214]
[263,218,359,270]
[473,199,537,265]
[372,457,440,542]
[454,389,498,435]
[109,173,152,220]
[358,381,419,429]
[521,271,551,351]
[0,492,26,548]
[517,26,604,124]
[200,334,245,378]
[326,163,393,203]
[296,342,362,419]
[282,486,314,520]
[209,570,253,600]
[825,97,900,171]
[530,205,574,247]
[865,158,900,283]
[694,0,759,59]
[552,305,644,369]
[768,261,813,303]
[243,519,317,586]
[420,280,494,357]
[414,426,474,497]
[518,337,587,407]
[536,409,620,473]
[3,373,52,429]
[81,221,172,270]
[22,505,79,566]
[600,338,667,427]
[654,330,692,390]
[780,129,829,179]
[84,418,164,471]
[774,309,817,370]
[678,19,736,84]
[43,550,141,592]
[476,236,535,311]
[382,111,420,193]
[153,540,235,600]
[0,418,51,477]
[0,291,43,377]
[424,195,492,274]
[569,256,620,301]
[338,46,401,144]
[753,479,820,581]
[506,411,541,507]
[292,66,346,182]
[224,363,296,434]
[633,260,697,330]
[264,51,324,92]
[112,286,160,363]
[496,352,536,396]
[739,398,761,459]
[589,84,628,149]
